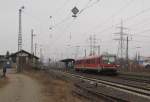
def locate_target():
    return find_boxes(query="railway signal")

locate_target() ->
[71,6,79,18]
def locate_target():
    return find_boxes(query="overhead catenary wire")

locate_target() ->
[23,10,47,27]
[49,0,101,49]
[132,29,150,38]
[22,8,73,56]
[51,0,100,35]
[50,17,77,47]
[23,0,150,58]
[22,9,50,44]
[51,0,72,17]
[49,0,85,29]
[51,0,80,18]
[128,17,150,28]
[85,2,150,56]
[50,12,72,29]
[22,0,79,30]
[132,40,150,43]
[16,0,101,59]
[55,0,102,45]
[82,0,135,35]
[89,5,150,39]
[88,0,150,37]
[78,0,101,15]
[124,7,150,23]
[77,1,150,57]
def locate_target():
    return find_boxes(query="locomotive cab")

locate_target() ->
[101,55,118,72]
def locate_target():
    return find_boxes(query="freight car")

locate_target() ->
[74,55,118,73]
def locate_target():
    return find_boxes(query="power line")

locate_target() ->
[49,17,76,48]
[51,0,71,17]
[124,7,150,22]
[50,13,72,29]
[50,0,101,49]
[128,17,150,28]
[68,0,101,21]
[95,16,150,42]
[132,40,150,43]
[82,0,135,35]
[78,0,101,15]
[90,5,150,40]
[133,29,150,37]
[85,1,150,39]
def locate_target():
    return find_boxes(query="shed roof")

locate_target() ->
[60,58,75,62]
[10,50,39,59]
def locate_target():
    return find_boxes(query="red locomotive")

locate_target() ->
[74,54,118,73]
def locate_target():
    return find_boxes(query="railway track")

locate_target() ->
[65,69,150,91]
[118,73,150,84]
[51,69,150,102]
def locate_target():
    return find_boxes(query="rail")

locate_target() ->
[53,70,150,102]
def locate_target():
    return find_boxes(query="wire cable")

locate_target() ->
[88,5,150,39]
[82,0,135,35]
[78,0,101,15]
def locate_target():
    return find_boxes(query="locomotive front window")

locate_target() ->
[102,56,116,64]
[102,56,109,64]
[109,57,115,63]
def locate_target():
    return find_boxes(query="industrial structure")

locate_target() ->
[9,50,39,72]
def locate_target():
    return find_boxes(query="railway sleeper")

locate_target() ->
[73,80,150,102]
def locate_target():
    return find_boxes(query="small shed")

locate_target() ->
[9,50,39,71]
[60,58,75,69]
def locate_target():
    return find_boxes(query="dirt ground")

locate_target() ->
[26,69,89,102]
[0,69,43,102]
[0,70,9,88]
[0,69,89,102]
[0,77,8,88]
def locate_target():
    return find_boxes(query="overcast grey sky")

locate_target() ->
[0,0,150,60]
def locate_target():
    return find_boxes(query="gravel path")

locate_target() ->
[0,69,42,102]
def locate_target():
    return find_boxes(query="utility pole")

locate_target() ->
[89,35,93,56]
[120,21,125,59]
[40,46,43,63]
[17,6,24,73]
[126,36,129,68]
[34,43,37,56]
[31,29,36,54]
[84,48,86,57]
[69,32,72,40]
[114,20,127,59]
[18,6,24,51]
[98,45,100,56]
[31,29,33,54]
[89,35,97,56]
[75,46,80,59]
[136,47,141,64]
[114,20,128,68]
[93,34,96,56]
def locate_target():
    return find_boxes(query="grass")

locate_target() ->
[25,69,88,102]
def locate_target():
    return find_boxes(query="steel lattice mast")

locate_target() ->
[18,6,24,51]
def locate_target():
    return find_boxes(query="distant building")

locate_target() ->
[138,56,150,68]
[9,50,39,71]
[0,55,6,69]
